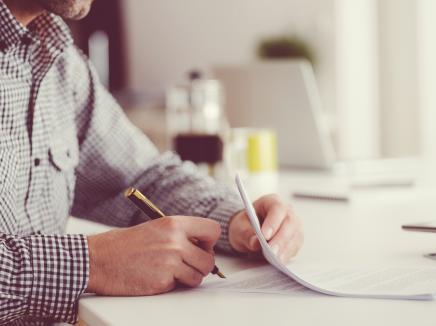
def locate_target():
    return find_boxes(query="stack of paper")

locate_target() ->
[198,175,436,301]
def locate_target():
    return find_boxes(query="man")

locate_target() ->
[0,0,303,324]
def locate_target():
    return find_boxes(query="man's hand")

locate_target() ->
[228,194,303,264]
[86,216,221,296]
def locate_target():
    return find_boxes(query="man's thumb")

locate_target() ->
[241,228,260,252]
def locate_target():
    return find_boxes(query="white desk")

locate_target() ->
[71,170,436,326]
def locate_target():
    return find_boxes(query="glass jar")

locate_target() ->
[166,72,229,176]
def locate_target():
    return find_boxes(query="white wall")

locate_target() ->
[335,0,380,159]
[378,0,420,157]
[123,0,336,114]
[417,0,436,164]
[123,0,431,160]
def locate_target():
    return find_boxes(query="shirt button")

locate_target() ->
[34,158,41,167]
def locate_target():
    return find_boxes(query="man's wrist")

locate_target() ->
[86,235,98,293]
[228,210,244,252]
[207,199,244,253]
[86,232,110,294]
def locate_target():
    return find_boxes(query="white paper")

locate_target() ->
[200,264,436,300]
[201,265,311,296]
[289,264,436,299]
[233,174,436,301]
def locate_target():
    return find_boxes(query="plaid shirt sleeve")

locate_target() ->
[0,233,88,325]
[70,48,243,252]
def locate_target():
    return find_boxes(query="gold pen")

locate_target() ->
[124,187,226,279]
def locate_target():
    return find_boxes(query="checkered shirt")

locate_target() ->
[0,2,242,325]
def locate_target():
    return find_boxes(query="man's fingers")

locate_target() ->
[269,217,304,264]
[248,234,261,251]
[260,204,289,241]
[173,216,221,248]
[181,240,215,276]
[253,194,293,241]
[174,263,204,288]
[232,214,261,252]
[268,217,297,257]
[241,227,261,252]
[232,225,258,252]
[279,230,304,264]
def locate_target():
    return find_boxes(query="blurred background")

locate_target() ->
[67,0,436,166]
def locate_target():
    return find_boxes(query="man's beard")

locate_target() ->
[36,0,94,20]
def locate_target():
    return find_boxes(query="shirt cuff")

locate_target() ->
[26,234,89,324]
[208,197,244,253]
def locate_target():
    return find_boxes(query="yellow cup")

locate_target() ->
[246,129,278,173]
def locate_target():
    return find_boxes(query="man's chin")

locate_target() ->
[65,7,91,20]
[36,0,93,20]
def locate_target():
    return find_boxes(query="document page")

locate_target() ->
[201,265,311,296]
[200,264,436,300]
[232,174,436,301]
[289,264,436,299]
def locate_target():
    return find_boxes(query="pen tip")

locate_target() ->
[212,266,226,278]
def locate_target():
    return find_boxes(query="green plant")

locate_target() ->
[257,35,315,64]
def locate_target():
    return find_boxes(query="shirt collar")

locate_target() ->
[0,0,73,53]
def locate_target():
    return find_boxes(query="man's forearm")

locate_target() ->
[73,147,243,251]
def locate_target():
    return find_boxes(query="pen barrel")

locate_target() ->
[126,193,163,220]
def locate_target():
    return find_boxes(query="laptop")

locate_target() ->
[213,60,335,169]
